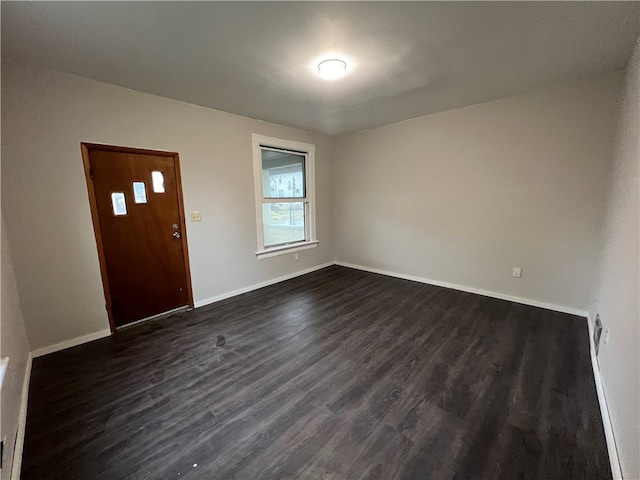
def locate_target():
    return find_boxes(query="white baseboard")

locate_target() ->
[194,262,335,308]
[31,329,111,358]
[336,261,620,478]
[11,353,32,480]
[335,261,589,318]
[30,263,336,357]
[11,262,334,477]
[14,261,620,478]
[585,314,623,479]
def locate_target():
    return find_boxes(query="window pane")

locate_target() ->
[133,182,147,203]
[152,171,165,193]
[111,192,127,216]
[262,202,305,247]
[261,150,305,199]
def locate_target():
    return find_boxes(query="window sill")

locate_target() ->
[256,241,319,259]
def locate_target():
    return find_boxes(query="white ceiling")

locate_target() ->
[2,2,640,135]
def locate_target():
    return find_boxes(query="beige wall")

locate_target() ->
[591,38,640,480]
[0,217,31,479]
[333,73,621,312]
[1,61,334,350]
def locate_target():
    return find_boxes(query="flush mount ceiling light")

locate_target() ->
[317,59,347,80]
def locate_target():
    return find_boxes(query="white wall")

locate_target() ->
[1,45,634,479]
[0,217,31,479]
[590,38,640,480]
[333,73,621,312]
[1,61,334,350]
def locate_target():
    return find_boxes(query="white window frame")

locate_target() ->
[252,133,318,259]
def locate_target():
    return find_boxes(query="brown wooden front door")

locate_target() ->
[82,144,193,330]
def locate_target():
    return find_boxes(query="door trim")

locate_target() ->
[81,142,195,333]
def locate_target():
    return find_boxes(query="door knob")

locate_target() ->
[173,232,181,239]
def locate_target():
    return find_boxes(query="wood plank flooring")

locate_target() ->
[21,266,611,479]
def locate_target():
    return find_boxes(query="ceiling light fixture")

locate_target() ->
[317,59,347,80]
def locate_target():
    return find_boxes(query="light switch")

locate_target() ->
[191,211,202,222]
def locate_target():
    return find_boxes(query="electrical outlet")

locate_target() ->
[294,253,299,261]
[512,267,522,278]
[190,211,202,222]
[604,328,610,345]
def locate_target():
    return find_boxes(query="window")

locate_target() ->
[111,192,127,216]
[151,171,165,193]
[252,134,317,258]
[132,182,148,204]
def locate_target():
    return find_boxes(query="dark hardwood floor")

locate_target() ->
[22,266,610,480]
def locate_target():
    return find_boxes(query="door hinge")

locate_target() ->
[89,167,95,180]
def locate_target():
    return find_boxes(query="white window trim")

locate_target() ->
[252,133,318,259]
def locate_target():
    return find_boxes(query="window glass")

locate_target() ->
[261,150,305,199]
[152,171,165,193]
[111,192,127,216]
[262,202,305,247]
[133,182,147,204]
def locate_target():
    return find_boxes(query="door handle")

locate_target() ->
[173,232,181,239]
